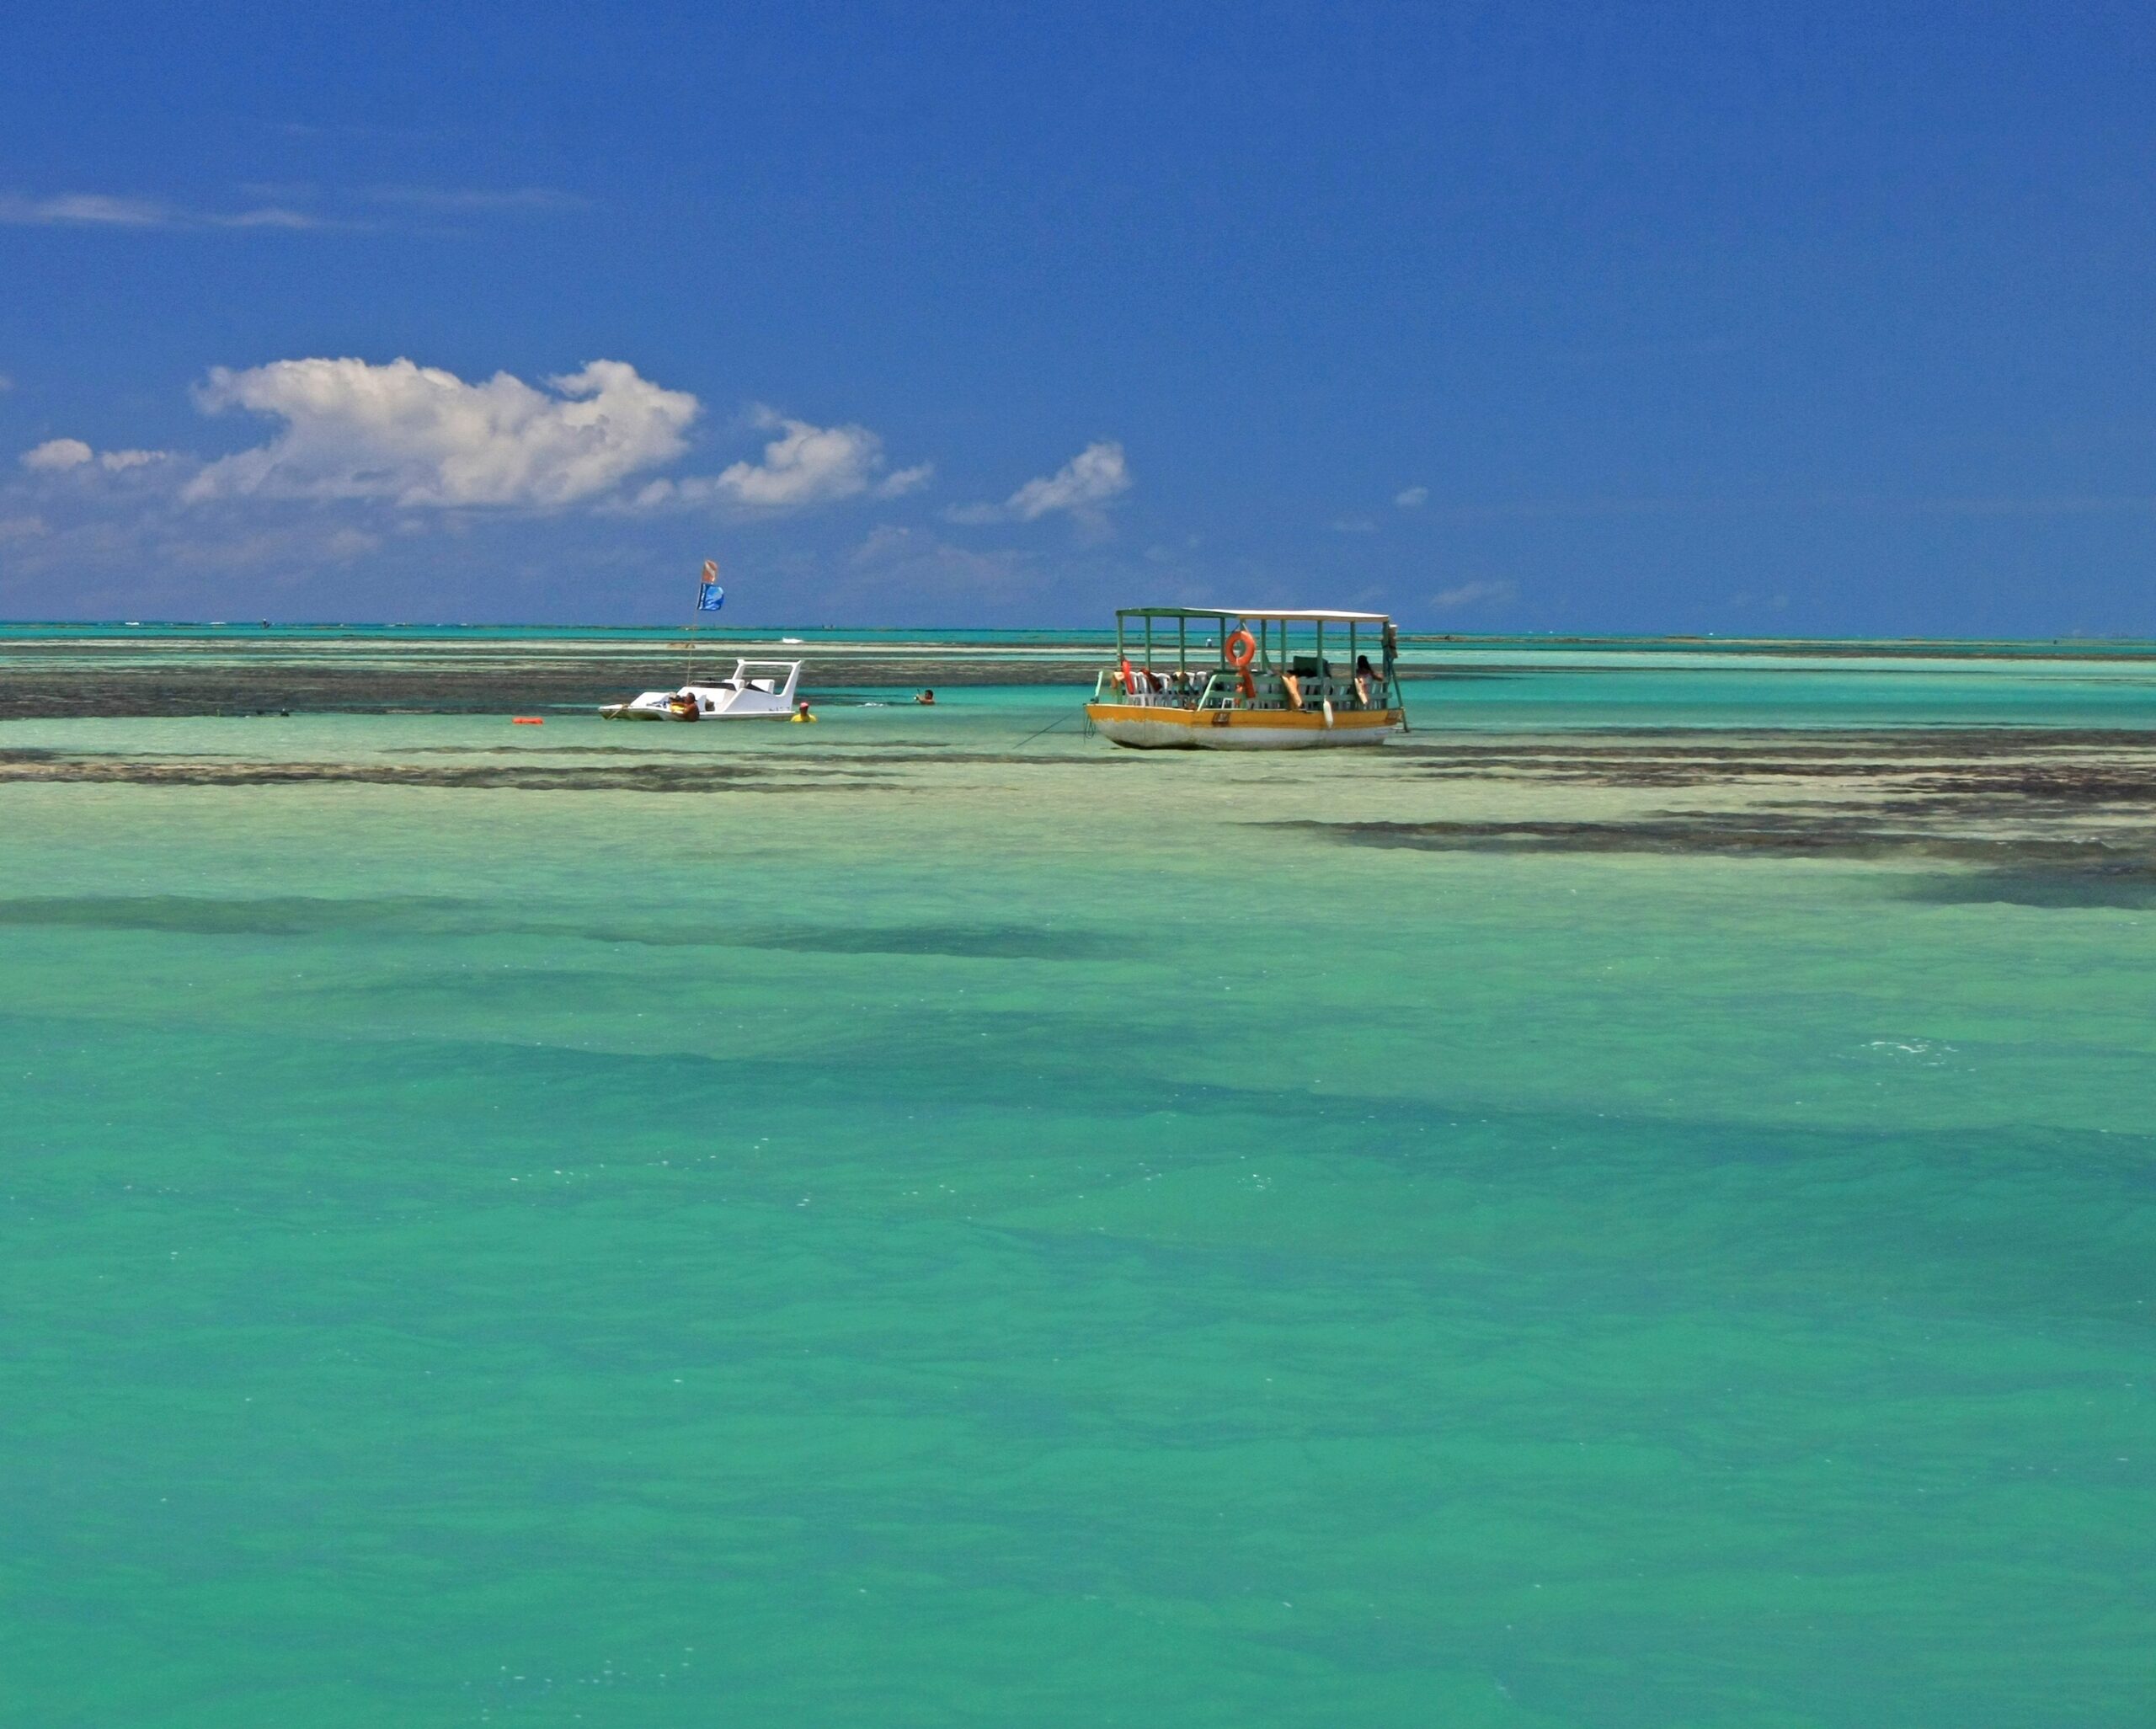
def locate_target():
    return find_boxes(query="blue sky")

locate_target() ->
[1,2,2148,631]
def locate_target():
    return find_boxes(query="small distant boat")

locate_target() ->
[600,659,805,721]
[1084,606,1406,750]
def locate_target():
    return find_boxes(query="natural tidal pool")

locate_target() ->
[2,662,2153,1726]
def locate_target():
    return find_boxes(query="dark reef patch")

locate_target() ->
[1892,869,2156,910]
[0,895,1112,958]
[1387,730,2156,798]
[1296,815,2156,875]
[697,922,1115,960]
[0,649,1101,719]
[574,920,1114,959]
[0,894,472,936]
[0,750,891,792]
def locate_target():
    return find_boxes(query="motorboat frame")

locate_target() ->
[600,659,804,721]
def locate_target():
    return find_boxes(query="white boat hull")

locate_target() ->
[599,701,790,721]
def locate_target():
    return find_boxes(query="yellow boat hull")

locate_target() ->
[1084,702,1400,750]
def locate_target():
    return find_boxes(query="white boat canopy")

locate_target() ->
[1114,606,1393,623]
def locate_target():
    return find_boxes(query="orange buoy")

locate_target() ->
[512,716,545,725]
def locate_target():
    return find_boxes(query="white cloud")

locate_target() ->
[1,184,592,233]
[364,186,587,213]
[0,514,48,542]
[641,408,930,512]
[949,440,1131,525]
[0,191,328,229]
[851,523,916,566]
[183,356,698,507]
[0,373,13,392]
[156,520,382,571]
[1006,441,1129,520]
[1395,485,1428,509]
[21,438,93,472]
[880,464,935,498]
[0,193,169,227]
[1331,515,1378,534]
[18,439,174,478]
[215,206,324,230]
[830,529,1041,610]
[1431,579,1517,609]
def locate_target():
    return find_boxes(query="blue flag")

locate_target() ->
[698,582,724,611]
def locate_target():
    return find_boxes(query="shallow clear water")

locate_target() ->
[2,674,2152,1725]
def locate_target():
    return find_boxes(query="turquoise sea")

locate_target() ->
[2,640,2152,1726]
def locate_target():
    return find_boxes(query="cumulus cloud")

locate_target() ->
[948,440,1131,525]
[637,408,930,512]
[183,356,698,507]
[1431,579,1517,609]
[21,438,93,472]
[1395,485,1428,509]
[19,439,174,478]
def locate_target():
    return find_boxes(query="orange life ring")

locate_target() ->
[1225,627,1257,670]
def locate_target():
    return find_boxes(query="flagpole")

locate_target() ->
[687,558,718,683]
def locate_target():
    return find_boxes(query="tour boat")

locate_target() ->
[1084,607,1406,749]
[600,659,804,721]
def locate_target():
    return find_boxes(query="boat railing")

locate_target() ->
[1097,665,1396,713]
[1091,668,1209,708]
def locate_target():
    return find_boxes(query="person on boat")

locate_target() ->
[915,688,936,705]
[1354,654,1381,707]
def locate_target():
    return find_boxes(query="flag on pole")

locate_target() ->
[697,559,724,611]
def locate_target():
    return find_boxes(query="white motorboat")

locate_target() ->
[600,659,804,721]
